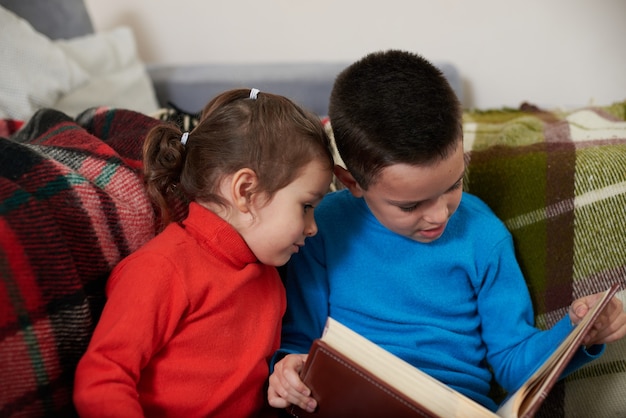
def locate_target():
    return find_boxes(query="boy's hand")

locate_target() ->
[569,292,626,346]
[268,354,317,413]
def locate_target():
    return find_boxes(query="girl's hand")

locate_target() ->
[268,354,317,413]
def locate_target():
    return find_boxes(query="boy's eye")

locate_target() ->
[397,179,463,213]
[399,204,420,213]
[304,204,315,214]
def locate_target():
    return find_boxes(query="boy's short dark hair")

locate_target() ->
[329,49,463,189]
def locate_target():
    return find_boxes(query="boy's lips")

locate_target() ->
[418,224,446,239]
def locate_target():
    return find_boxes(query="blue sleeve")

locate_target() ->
[554,318,605,379]
[270,232,330,370]
[477,234,604,393]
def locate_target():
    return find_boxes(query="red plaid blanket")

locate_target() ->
[0,108,160,417]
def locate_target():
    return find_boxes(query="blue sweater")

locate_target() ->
[277,190,602,411]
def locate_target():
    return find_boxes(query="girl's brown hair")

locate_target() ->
[143,89,334,228]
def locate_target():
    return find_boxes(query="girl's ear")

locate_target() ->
[230,168,258,213]
[333,165,364,197]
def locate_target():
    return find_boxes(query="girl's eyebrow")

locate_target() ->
[307,190,327,202]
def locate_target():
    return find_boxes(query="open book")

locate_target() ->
[287,283,620,418]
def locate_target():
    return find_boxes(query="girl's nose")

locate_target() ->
[304,219,318,237]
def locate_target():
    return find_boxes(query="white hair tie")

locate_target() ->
[249,88,260,100]
[180,132,189,145]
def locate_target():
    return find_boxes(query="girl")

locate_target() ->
[74,89,334,417]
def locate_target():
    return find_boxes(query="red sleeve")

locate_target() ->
[73,252,189,418]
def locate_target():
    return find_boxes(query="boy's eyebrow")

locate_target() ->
[387,171,466,206]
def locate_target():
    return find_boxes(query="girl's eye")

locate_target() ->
[304,204,315,214]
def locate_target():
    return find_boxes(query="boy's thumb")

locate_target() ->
[570,301,589,324]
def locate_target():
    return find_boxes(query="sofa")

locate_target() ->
[1,1,625,417]
[0,0,462,122]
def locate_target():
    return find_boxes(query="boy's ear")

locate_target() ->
[333,165,364,197]
[231,168,258,212]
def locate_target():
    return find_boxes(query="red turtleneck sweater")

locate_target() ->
[74,203,286,417]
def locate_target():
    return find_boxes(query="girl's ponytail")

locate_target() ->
[143,123,189,229]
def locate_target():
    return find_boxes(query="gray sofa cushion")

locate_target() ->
[148,61,463,116]
[0,0,94,39]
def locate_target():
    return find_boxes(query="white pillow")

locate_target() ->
[53,27,160,117]
[0,7,89,120]
[0,6,159,121]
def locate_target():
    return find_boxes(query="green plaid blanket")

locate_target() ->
[462,101,626,417]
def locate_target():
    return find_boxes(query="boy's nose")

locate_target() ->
[423,197,449,224]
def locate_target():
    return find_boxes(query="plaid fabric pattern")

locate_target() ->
[1,100,624,417]
[0,119,23,138]
[0,107,160,417]
[151,103,201,132]
[462,101,626,417]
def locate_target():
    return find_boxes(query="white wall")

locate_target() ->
[84,0,626,109]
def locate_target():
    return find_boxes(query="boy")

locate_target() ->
[267,50,626,413]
